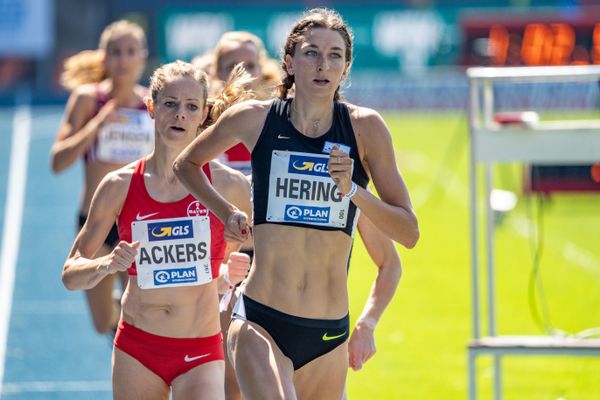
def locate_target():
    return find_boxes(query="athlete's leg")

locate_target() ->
[293,341,348,400]
[112,347,170,400]
[228,318,297,400]
[171,360,225,400]
[221,292,241,400]
[84,243,119,334]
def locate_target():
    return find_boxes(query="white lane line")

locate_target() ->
[2,380,111,394]
[0,93,32,397]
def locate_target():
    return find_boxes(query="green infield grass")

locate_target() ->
[346,112,600,400]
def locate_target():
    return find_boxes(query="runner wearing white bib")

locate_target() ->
[174,8,419,400]
[61,61,253,400]
[95,107,154,163]
[51,20,150,335]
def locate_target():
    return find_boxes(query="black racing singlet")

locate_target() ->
[251,98,369,237]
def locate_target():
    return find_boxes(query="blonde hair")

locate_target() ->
[277,8,353,102]
[213,31,267,72]
[60,20,147,91]
[148,60,254,130]
[206,63,256,126]
[191,52,215,74]
[211,31,282,100]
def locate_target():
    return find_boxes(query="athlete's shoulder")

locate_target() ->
[99,162,136,193]
[61,83,100,124]
[344,102,389,136]
[89,162,136,214]
[344,103,384,125]
[216,99,273,135]
[226,98,272,118]
[69,83,98,108]
[72,82,98,97]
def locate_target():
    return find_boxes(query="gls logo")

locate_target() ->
[288,155,329,177]
[148,220,194,242]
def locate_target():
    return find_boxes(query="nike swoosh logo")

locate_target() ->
[322,331,347,341]
[136,212,159,221]
[277,134,290,139]
[184,353,211,362]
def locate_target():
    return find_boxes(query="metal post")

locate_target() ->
[468,351,477,400]
[485,163,496,336]
[493,355,502,400]
[469,79,481,341]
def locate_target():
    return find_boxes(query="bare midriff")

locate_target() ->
[244,224,352,320]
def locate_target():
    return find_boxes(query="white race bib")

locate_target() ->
[266,150,352,228]
[96,108,154,163]
[132,216,212,289]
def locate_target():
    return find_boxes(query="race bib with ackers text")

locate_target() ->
[132,216,211,289]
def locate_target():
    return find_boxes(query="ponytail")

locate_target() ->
[60,50,106,91]
[204,63,255,128]
[276,72,295,100]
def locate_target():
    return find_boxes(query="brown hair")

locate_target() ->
[148,60,254,131]
[60,20,147,91]
[277,8,353,102]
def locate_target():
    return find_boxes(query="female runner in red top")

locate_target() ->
[51,20,151,335]
[61,61,253,399]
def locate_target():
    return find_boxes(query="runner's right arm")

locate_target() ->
[173,100,268,242]
[61,169,134,290]
[50,86,118,173]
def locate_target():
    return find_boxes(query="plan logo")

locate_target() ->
[153,267,198,285]
[148,220,194,241]
[284,204,330,223]
[288,155,329,177]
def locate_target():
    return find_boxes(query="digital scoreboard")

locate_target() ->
[461,9,600,193]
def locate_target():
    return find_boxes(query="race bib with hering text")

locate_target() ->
[266,150,352,228]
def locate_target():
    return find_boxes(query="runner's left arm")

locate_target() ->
[328,106,419,247]
[348,213,402,371]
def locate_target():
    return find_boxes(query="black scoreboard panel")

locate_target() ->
[461,9,600,193]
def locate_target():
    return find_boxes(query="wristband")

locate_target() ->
[344,182,358,198]
[357,317,377,330]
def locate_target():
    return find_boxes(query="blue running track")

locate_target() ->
[0,104,112,399]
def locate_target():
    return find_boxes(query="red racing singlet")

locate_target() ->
[221,143,252,176]
[117,159,225,278]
